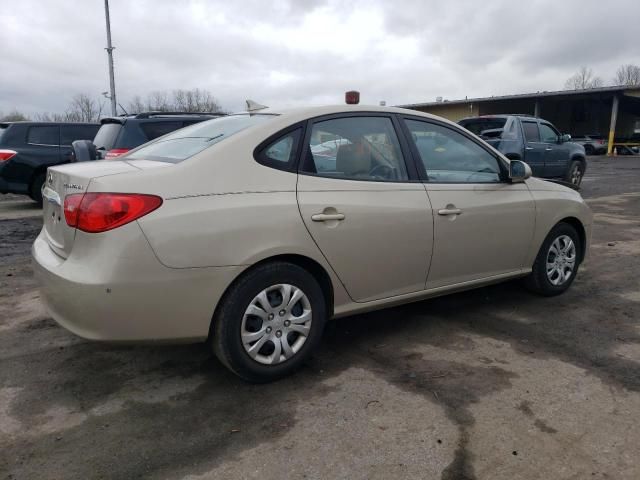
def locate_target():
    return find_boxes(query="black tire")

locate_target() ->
[584,144,594,155]
[210,261,327,383]
[29,173,45,205]
[524,222,581,296]
[565,160,584,187]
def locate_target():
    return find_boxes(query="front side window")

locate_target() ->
[302,116,408,182]
[126,114,276,163]
[539,123,559,143]
[404,119,502,183]
[522,122,540,142]
[27,126,59,145]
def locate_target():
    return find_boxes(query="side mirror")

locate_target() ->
[509,160,532,182]
[559,133,571,143]
[71,140,98,162]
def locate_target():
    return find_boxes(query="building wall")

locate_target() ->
[411,102,479,121]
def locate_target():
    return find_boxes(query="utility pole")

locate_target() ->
[104,0,117,116]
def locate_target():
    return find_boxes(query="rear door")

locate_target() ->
[521,120,545,176]
[538,122,567,178]
[296,114,434,302]
[401,116,535,289]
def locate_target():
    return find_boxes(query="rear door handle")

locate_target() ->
[438,208,462,216]
[545,147,553,151]
[311,213,345,222]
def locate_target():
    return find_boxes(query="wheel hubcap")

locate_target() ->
[546,235,577,286]
[571,165,582,185]
[240,284,312,365]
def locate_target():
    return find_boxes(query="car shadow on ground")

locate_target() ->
[4,269,638,479]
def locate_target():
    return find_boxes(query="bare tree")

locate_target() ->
[146,91,171,112]
[1,109,30,121]
[613,64,640,86]
[564,66,604,90]
[64,94,100,122]
[127,95,146,114]
[171,88,222,112]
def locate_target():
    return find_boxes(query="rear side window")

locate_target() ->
[27,126,59,145]
[93,123,122,150]
[140,121,183,141]
[522,122,540,142]
[126,114,275,163]
[0,126,7,143]
[301,116,408,182]
[459,118,507,138]
[60,125,99,145]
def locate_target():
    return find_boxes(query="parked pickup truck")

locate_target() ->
[458,115,587,187]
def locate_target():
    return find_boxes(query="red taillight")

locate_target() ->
[105,148,130,159]
[598,139,605,145]
[0,149,17,161]
[64,193,162,233]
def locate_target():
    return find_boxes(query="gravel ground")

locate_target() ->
[1,157,639,480]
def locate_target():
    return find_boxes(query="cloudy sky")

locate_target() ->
[1,0,638,116]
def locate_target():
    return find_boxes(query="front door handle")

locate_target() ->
[438,208,462,216]
[525,146,534,151]
[311,213,345,222]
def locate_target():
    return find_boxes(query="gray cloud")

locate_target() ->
[0,0,637,116]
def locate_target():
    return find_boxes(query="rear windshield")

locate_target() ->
[125,114,276,163]
[459,118,508,138]
[94,123,122,150]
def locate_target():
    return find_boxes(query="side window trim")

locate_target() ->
[400,115,508,183]
[297,112,418,183]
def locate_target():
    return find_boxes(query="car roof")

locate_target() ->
[246,104,460,129]
[0,121,98,126]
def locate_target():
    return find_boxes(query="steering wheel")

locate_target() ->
[369,164,396,180]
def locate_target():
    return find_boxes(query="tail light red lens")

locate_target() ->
[64,193,162,233]
[0,149,17,161]
[105,148,130,159]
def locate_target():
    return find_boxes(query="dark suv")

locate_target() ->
[79,112,224,160]
[0,122,99,203]
[458,115,587,187]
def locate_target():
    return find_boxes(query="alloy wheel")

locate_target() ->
[240,284,312,365]
[570,164,583,185]
[546,235,577,286]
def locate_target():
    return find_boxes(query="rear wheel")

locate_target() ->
[524,222,581,296]
[565,160,584,187]
[29,173,45,205]
[210,262,327,382]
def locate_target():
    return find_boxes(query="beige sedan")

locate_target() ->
[33,105,592,382]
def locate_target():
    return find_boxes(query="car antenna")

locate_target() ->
[246,100,268,112]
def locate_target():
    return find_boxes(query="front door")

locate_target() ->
[296,115,434,303]
[538,122,568,178]
[402,117,536,289]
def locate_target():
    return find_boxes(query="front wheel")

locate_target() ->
[210,262,327,382]
[29,173,45,205]
[565,160,584,187]
[524,222,581,296]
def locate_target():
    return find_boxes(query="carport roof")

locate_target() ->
[398,85,640,109]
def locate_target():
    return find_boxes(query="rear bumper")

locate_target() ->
[32,226,245,342]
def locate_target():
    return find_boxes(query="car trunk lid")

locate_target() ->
[42,161,141,258]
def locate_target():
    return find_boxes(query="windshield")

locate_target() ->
[459,118,508,138]
[125,114,277,163]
